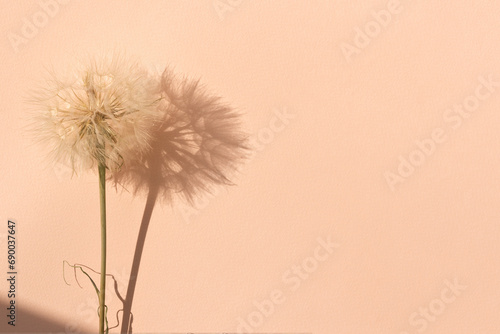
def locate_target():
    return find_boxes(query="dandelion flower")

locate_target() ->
[30,56,248,334]
[29,53,160,334]
[30,53,160,173]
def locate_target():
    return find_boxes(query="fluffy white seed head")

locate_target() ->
[30,54,160,174]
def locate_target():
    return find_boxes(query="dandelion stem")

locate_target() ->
[98,162,107,334]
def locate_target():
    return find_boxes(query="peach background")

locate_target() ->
[1,0,500,333]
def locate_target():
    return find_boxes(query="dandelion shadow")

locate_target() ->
[119,181,157,334]
[115,68,249,334]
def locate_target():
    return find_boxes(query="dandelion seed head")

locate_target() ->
[30,53,160,174]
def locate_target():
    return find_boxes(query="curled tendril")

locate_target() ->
[63,260,130,333]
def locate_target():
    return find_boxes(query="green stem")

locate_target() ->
[98,162,107,334]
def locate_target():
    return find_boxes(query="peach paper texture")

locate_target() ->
[0,0,499,333]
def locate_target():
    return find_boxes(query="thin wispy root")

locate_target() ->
[63,261,109,333]
[63,261,130,333]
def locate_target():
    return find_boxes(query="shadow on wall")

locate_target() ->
[112,68,249,334]
[0,298,94,333]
